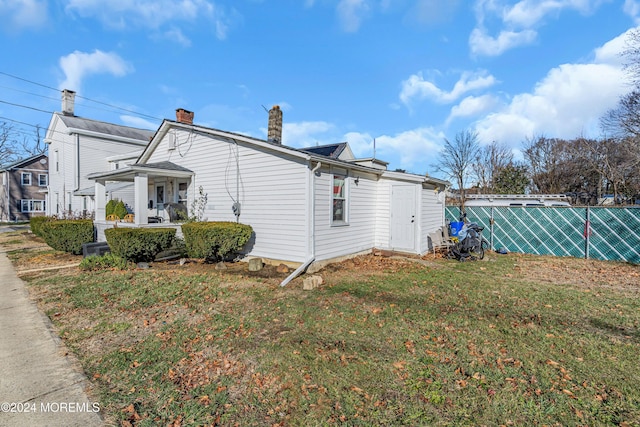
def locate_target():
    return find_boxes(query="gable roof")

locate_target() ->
[136,119,449,188]
[54,113,155,143]
[0,153,47,172]
[301,143,348,159]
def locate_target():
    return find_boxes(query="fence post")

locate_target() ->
[490,206,494,251]
[584,206,590,259]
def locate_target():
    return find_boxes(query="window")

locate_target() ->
[54,150,59,173]
[21,173,31,186]
[38,174,48,186]
[20,199,46,212]
[332,173,347,224]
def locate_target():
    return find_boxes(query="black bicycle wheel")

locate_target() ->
[470,244,485,260]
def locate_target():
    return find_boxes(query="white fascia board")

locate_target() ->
[106,150,144,162]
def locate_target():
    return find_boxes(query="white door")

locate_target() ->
[155,183,165,214]
[391,185,416,251]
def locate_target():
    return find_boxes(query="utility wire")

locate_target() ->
[0,71,163,122]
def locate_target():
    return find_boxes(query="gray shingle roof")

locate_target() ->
[57,113,155,142]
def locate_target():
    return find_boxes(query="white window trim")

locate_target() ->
[20,199,46,212]
[331,169,349,226]
[21,172,31,186]
[38,174,48,186]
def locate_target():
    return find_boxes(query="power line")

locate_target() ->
[0,99,53,115]
[0,71,164,122]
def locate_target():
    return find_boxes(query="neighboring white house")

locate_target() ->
[88,107,449,270]
[44,90,155,216]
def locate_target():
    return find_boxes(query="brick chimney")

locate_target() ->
[61,89,76,116]
[176,108,194,124]
[268,105,283,144]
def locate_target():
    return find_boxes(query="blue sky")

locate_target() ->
[0,0,637,176]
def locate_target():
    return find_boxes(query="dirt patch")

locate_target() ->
[509,253,640,293]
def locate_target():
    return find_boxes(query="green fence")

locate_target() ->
[446,206,640,264]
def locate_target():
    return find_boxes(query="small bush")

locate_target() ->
[30,215,54,237]
[105,228,176,263]
[105,199,118,217]
[79,253,133,271]
[114,201,128,219]
[182,221,253,262]
[40,219,94,254]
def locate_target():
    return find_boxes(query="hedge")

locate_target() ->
[105,228,176,263]
[182,221,253,262]
[30,215,54,237]
[40,219,95,254]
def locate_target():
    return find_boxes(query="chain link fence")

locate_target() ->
[446,206,640,264]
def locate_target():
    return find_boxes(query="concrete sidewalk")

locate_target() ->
[0,251,103,427]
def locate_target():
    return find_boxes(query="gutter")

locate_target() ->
[280,161,322,287]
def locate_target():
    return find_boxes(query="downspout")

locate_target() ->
[280,161,321,287]
[76,133,80,191]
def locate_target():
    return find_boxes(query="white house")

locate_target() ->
[88,107,449,272]
[44,90,155,216]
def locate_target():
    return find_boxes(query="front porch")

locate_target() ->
[88,161,194,230]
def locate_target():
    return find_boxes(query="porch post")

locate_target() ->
[134,173,149,225]
[95,180,106,221]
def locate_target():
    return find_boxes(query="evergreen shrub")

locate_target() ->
[40,219,94,254]
[182,221,252,262]
[105,228,176,263]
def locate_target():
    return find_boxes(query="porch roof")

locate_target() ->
[87,161,194,182]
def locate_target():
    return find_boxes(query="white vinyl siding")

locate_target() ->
[419,187,444,253]
[374,179,391,249]
[45,114,147,215]
[314,168,378,261]
[147,130,309,262]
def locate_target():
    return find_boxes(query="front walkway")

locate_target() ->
[0,251,103,427]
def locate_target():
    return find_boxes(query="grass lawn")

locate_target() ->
[4,230,640,426]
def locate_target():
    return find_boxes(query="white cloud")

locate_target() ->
[593,28,633,66]
[447,94,500,124]
[374,127,445,171]
[625,0,640,24]
[503,0,600,28]
[64,0,232,41]
[400,70,497,106]
[471,0,608,56]
[336,0,370,32]
[343,127,444,171]
[163,27,192,47]
[281,121,336,147]
[0,0,48,31]
[469,27,537,56]
[474,59,626,147]
[58,50,133,92]
[120,115,158,130]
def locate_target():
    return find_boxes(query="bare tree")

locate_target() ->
[522,135,566,193]
[433,130,480,209]
[472,141,514,193]
[622,28,640,87]
[0,122,46,166]
[601,90,640,138]
[0,122,19,166]
[21,125,46,156]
